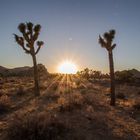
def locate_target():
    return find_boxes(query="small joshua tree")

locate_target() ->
[14,22,44,96]
[99,29,116,106]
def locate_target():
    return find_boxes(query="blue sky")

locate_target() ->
[0,0,140,73]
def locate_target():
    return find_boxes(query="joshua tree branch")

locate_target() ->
[21,45,31,54]
[99,35,106,48]
[23,33,31,44]
[112,44,116,50]
[35,46,41,55]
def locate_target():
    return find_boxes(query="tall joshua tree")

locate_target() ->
[14,22,44,96]
[99,29,116,106]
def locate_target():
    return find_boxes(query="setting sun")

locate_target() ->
[58,61,78,74]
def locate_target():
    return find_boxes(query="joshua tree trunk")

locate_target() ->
[108,50,115,106]
[32,53,40,96]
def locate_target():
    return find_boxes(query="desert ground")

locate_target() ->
[0,74,140,140]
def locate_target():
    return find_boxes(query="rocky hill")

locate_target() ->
[0,64,48,77]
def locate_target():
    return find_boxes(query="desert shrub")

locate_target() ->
[133,101,140,110]
[88,79,94,83]
[45,92,59,101]
[51,82,58,91]
[80,89,87,94]
[77,84,86,89]
[83,94,94,106]
[39,83,47,90]
[75,79,80,86]
[69,93,84,106]
[59,91,63,94]
[9,79,15,83]
[16,86,25,96]
[0,95,11,113]
[58,97,68,107]
[83,93,103,107]
[7,112,70,140]
[58,93,84,112]
[86,83,93,89]
[115,70,134,83]
[0,78,4,85]
[63,88,71,94]
[0,91,3,96]
[116,92,126,99]
[137,91,140,95]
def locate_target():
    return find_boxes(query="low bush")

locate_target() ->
[9,79,16,83]
[80,89,87,94]
[83,94,94,106]
[0,95,11,113]
[7,112,70,140]
[51,82,58,91]
[137,91,140,95]
[39,83,47,90]
[58,93,84,112]
[0,78,4,85]
[133,101,140,110]
[75,79,80,86]
[63,88,71,94]
[16,86,25,96]
[45,92,60,101]
[77,84,86,89]
[116,92,126,99]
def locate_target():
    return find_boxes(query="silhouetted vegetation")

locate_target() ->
[77,68,102,81]
[99,29,116,106]
[0,95,11,114]
[7,112,70,140]
[115,70,134,83]
[14,22,44,96]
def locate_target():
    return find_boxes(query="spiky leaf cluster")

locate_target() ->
[99,29,116,51]
[14,22,44,55]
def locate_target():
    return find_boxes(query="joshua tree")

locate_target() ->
[14,22,44,96]
[99,29,116,106]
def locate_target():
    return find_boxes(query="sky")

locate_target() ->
[0,0,140,73]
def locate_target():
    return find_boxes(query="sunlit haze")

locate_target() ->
[58,61,78,74]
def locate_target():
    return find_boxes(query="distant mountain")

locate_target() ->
[0,64,49,77]
[0,66,9,76]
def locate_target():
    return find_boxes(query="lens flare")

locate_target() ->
[58,60,77,74]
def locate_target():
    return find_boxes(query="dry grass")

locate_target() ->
[0,95,11,113]
[16,86,26,96]
[116,92,126,99]
[7,112,70,140]
[0,76,139,140]
[57,93,84,112]
[133,99,140,110]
